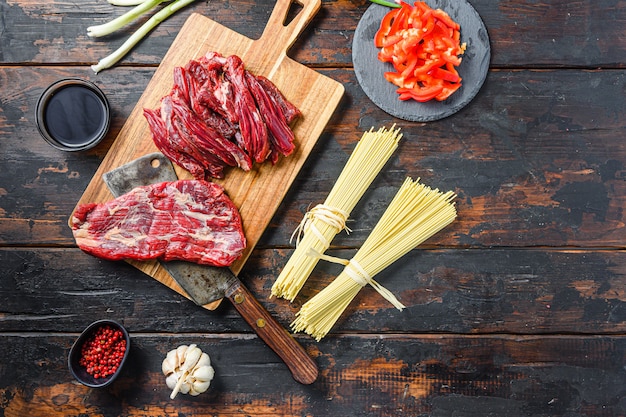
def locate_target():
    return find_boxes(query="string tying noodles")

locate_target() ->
[292,177,457,341]
[271,126,402,302]
[307,249,405,310]
[291,204,351,247]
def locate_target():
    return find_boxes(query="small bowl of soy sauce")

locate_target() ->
[36,78,111,151]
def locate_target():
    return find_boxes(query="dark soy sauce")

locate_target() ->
[44,85,108,147]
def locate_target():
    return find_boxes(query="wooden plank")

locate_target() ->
[0,333,624,416]
[2,68,626,249]
[1,0,626,68]
[2,248,625,335]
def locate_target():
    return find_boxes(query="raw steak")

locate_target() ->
[71,180,246,267]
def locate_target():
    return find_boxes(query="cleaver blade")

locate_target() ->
[102,152,318,385]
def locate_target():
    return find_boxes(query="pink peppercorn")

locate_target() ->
[79,325,127,378]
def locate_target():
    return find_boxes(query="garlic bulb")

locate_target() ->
[162,344,215,399]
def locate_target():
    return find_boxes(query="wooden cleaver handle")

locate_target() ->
[225,280,318,385]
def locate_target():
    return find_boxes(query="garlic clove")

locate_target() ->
[178,380,191,395]
[192,365,215,382]
[162,350,179,375]
[196,352,211,368]
[165,373,179,390]
[181,345,202,372]
[190,380,211,395]
[175,345,188,364]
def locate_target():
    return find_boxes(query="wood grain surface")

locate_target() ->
[1,0,625,416]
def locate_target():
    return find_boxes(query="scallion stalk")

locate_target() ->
[87,0,169,38]
[369,0,401,8]
[91,0,197,73]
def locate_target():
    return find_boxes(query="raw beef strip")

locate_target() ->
[188,55,239,126]
[223,55,271,163]
[146,92,232,180]
[143,108,208,180]
[245,71,295,158]
[169,88,252,172]
[174,66,237,139]
[161,95,226,179]
[71,180,246,267]
[255,75,302,124]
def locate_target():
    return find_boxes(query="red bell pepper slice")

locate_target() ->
[428,67,460,83]
[397,84,444,102]
[374,8,401,47]
[435,82,462,101]
[432,8,460,30]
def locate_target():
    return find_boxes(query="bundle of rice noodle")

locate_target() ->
[291,177,457,341]
[271,126,403,302]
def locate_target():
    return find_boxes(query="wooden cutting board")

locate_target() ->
[71,0,344,307]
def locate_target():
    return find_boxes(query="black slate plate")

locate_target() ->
[353,0,490,122]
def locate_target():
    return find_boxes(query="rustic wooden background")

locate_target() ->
[1,0,625,415]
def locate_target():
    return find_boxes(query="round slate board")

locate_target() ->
[353,0,491,122]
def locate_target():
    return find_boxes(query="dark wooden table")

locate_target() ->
[1,0,625,415]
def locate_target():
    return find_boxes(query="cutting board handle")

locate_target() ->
[257,0,321,58]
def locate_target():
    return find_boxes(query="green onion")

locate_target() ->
[369,0,401,8]
[87,0,169,38]
[90,0,196,73]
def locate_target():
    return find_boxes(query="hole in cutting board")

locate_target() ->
[284,0,303,26]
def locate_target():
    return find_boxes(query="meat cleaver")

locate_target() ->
[102,152,318,385]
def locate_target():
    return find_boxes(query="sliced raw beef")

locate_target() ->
[255,75,302,124]
[71,180,246,267]
[143,108,209,180]
[223,54,271,163]
[245,71,295,158]
[190,53,240,126]
[173,65,237,139]
[144,51,302,180]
